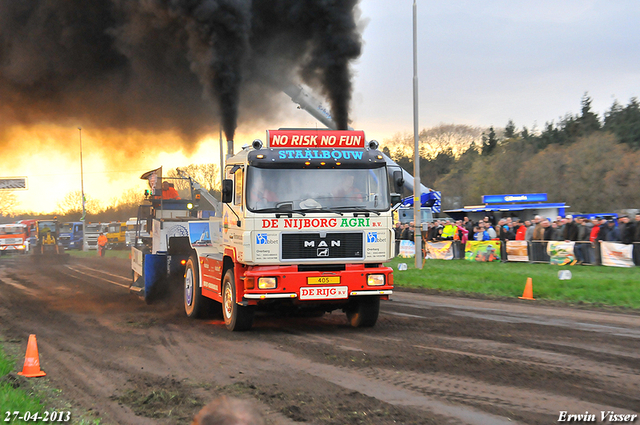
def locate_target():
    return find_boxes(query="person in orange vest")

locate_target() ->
[97,232,108,257]
[161,181,181,200]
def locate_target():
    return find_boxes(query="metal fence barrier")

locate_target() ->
[528,241,549,263]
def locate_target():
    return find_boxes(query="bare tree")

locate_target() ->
[604,149,640,210]
[562,133,627,211]
[166,163,221,198]
[420,124,485,159]
[383,125,486,161]
[0,192,18,216]
[56,190,101,215]
[114,188,146,209]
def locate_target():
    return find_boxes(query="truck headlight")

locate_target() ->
[367,274,385,286]
[258,277,277,289]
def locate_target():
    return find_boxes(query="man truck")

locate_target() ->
[59,221,84,250]
[85,223,109,250]
[131,129,399,331]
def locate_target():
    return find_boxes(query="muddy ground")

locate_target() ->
[0,255,638,424]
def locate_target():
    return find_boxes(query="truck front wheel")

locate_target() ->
[222,269,254,331]
[346,296,380,328]
[184,255,211,318]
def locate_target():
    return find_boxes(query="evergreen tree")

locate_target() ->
[604,98,640,149]
[481,126,498,156]
[504,119,517,139]
[577,93,601,136]
[537,121,568,148]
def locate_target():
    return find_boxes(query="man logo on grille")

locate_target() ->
[317,248,329,257]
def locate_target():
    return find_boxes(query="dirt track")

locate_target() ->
[0,255,639,424]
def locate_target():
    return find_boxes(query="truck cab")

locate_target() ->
[126,217,149,248]
[133,129,397,331]
[32,220,63,256]
[59,221,83,250]
[85,223,108,250]
[0,224,28,254]
[107,222,126,248]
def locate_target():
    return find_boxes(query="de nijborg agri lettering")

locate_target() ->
[277,149,364,160]
[261,217,384,230]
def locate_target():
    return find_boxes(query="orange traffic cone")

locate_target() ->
[518,277,535,300]
[17,334,46,378]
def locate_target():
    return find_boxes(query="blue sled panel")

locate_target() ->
[144,253,167,301]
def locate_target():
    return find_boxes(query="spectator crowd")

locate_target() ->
[395,213,640,265]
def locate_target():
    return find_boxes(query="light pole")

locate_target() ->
[413,0,422,269]
[79,127,87,251]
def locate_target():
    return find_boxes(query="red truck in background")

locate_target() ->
[0,223,28,254]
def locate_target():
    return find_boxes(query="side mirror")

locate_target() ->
[393,170,404,193]
[221,179,233,203]
[390,194,402,206]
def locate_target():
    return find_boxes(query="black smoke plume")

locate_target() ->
[0,0,362,144]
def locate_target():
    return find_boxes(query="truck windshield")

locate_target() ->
[0,226,25,235]
[246,167,389,212]
[38,222,57,232]
[86,224,102,232]
[61,224,73,233]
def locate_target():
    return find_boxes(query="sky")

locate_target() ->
[3,0,640,214]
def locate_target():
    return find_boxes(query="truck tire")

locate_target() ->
[346,296,380,328]
[222,269,254,331]
[184,255,211,318]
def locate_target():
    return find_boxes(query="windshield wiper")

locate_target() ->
[295,208,344,216]
[252,208,306,216]
[333,206,381,215]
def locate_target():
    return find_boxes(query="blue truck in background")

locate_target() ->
[59,222,83,250]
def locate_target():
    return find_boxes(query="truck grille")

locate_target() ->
[0,238,22,245]
[281,232,363,260]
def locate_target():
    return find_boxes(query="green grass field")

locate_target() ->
[66,248,131,260]
[0,343,47,422]
[0,340,102,424]
[390,257,640,309]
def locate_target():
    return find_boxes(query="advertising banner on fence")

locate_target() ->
[465,241,501,262]
[398,240,415,258]
[506,240,529,262]
[600,242,634,268]
[547,241,575,265]
[425,241,454,260]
